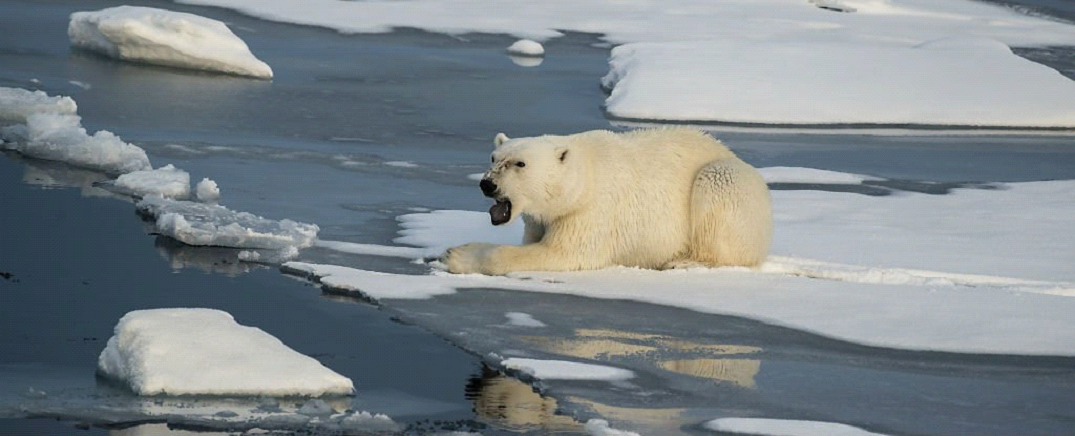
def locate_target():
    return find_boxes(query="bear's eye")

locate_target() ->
[515,161,526,168]
[491,156,495,163]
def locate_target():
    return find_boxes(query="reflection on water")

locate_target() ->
[152,236,272,276]
[9,152,119,199]
[657,359,761,389]
[523,327,763,389]
[16,386,396,435]
[466,367,583,434]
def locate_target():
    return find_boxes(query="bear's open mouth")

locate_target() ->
[489,198,512,226]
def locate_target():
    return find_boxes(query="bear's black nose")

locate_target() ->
[479,178,498,197]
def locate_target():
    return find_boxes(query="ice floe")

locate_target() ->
[705,418,888,436]
[111,164,191,199]
[137,195,319,251]
[505,312,546,328]
[195,177,220,203]
[601,38,1075,127]
[507,39,544,57]
[302,175,1075,355]
[1,87,152,174]
[97,308,354,396]
[501,358,634,381]
[585,419,641,436]
[69,6,272,79]
[174,0,1075,127]
[0,87,77,122]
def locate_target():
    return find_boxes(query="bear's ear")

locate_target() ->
[557,148,569,163]
[494,133,510,148]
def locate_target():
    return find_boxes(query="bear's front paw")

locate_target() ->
[443,243,497,274]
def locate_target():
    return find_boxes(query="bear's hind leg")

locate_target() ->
[686,159,772,267]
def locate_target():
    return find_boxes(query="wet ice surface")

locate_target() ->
[2,0,1075,435]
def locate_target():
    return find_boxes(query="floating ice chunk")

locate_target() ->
[195,177,220,203]
[112,164,191,199]
[507,39,544,57]
[505,312,546,328]
[2,112,152,174]
[602,38,1075,127]
[0,87,77,122]
[501,358,635,381]
[97,308,354,396]
[704,418,889,436]
[137,195,319,250]
[585,419,641,436]
[69,6,273,79]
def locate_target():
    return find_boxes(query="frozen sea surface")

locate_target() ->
[2,0,1075,435]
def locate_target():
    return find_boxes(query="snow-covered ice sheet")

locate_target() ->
[601,38,1075,127]
[705,418,888,436]
[137,195,319,251]
[172,0,1075,47]
[97,308,354,396]
[111,164,191,199]
[0,87,151,174]
[501,358,635,381]
[174,0,1075,127]
[69,6,272,78]
[303,175,1075,355]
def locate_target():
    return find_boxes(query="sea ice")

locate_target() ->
[505,312,547,328]
[2,113,151,174]
[111,164,191,199]
[97,308,354,396]
[68,6,273,79]
[758,167,880,184]
[172,0,1075,127]
[501,358,635,381]
[0,87,77,122]
[0,87,152,174]
[136,195,319,250]
[195,177,220,203]
[302,175,1075,355]
[704,418,888,436]
[585,419,641,436]
[601,38,1075,127]
[507,39,544,57]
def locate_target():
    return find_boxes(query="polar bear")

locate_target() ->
[444,127,771,275]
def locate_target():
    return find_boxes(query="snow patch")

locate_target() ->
[705,418,888,436]
[137,195,319,250]
[97,308,354,396]
[501,358,635,381]
[69,6,272,79]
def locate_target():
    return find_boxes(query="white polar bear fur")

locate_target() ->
[445,127,772,275]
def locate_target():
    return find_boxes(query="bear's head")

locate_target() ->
[479,133,582,226]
